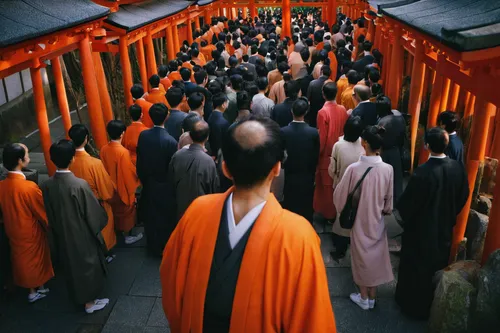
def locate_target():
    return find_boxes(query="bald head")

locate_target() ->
[189,119,210,143]
[222,118,284,188]
[354,85,371,102]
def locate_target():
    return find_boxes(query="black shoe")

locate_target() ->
[330,251,346,262]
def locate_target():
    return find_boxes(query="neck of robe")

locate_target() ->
[231,185,271,225]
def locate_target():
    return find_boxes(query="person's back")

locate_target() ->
[438,111,464,165]
[164,87,188,141]
[396,127,469,319]
[145,74,168,105]
[351,85,377,126]
[207,93,230,157]
[122,105,148,165]
[307,65,332,127]
[160,117,336,333]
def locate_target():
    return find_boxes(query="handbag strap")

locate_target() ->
[348,167,373,198]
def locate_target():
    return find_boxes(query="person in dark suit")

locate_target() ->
[180,67,196,95]
[137,104,178,256]
[164,87,188,141]
[207,92,230,158]
[306,65,331,128]
[240,54,258,81]
[271,80,301,128]
[351,85,378,127]
[438,111,464,165]
[190,70,213,121]
[353,40,375,73]
[281,97,320,222]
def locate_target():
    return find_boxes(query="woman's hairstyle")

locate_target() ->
[361,125,386,151]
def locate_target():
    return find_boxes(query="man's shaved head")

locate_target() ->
[354,85,371,102]
[222,117,284,188]
[189,118,210,143]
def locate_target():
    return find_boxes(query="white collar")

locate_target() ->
[8,171,26,179]
[76,147,85,152]
[292,120,305,123]
[358,100,370,104]
[364,51,371,56]
[56,170,72,173]
[154,125,164,128]
[429,154,447,159]
[449,132,457,136]
[360,155,383,163]
[151,88,160,91]
[226,192,266,249]
[111,140,121,143]
[132,121,142,124]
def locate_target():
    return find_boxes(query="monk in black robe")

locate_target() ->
[395,127,469,319]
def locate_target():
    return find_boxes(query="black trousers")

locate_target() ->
[332,233,350,254]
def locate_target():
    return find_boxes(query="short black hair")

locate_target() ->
[438,111,459,133]
[425,127,449,154]
[129,104,142,121]
[2,143,26,171]
[180,67,191,81]
[284,80,300,99]
[292,97,309,117]
[191,48,200,57]
[50,139,76,169]
[230,74,244,90]
[322,82,337,101]
[213,92,228,109]
[68,124,89,147]
[182,113,200,132]
[375,95,392,118]
[189,119,210,143]
[107,120,127,140]
[194,69,207,84]
[237,90,251,110]
[149,103,168,125]
[229,56,238,67]
[344,116,364,142]
[361,125,385,151]
[347,70,359,84]
[158,65,168,77]
[149,74,160,88]
[256,76,268,91]
[321,65,332,77]
[363,40,373,52]
[242,54,249,62]
[168,60,179,72]
[131,84,145,99]
[221,117,284,188]
[188,92,204,110]
[166,87,184,108]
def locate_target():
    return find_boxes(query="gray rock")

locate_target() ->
[476,195,492,216]
[428,271,476,333]
[434,260,480,287]
[465,210,489,262]
[473,249,500,332]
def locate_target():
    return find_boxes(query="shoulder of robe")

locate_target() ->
[273,209,319,245]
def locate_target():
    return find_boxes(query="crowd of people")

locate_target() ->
[0,7,470,330]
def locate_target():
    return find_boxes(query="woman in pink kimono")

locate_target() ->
[333,125,394,310]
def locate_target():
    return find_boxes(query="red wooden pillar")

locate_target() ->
[30,67,56,176]
[440,77,451,112]
[332,0,338,25]
[119,36,134,108]
[447,82,460,111]
[173,24,180,55]
[136,38,149,87]
[51,56,72,138]
[387,24,403,109]
[187,19,193,45]
[204,9,211,25]
[144,32,157,78]
[407,39,426,173]
[374,18,382,49]
[450,100,496,261]
[195,16,201,30]
[282,0,291,39]
[166,25,175,61]
[249,0,256,19]
[92,52,114,126]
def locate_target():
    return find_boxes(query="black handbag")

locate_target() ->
[339,167,373,229]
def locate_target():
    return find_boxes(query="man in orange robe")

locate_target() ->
[160,118,336,333]
[168,60,182,82]
[100,120,143,244]
[340,70,360,112]
[131,84,154,128]
[200,40,215,61]
[68,125,117,257]
[158,65,172,91]
[0,143,53,303]
[122,104,148,166]
[145,74,168,105]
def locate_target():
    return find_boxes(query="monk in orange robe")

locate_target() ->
[158,64,172,91]
[122,104,147,166]
[160,118,336,333]
[100,120,143,244]
[131,84,154,128]
[68,125,117,255]
[200,41,215,61]
[145,74,168,105]
[340,70,360,111]
[0,143,53,303]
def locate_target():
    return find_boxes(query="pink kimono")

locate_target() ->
[333,155,394,287]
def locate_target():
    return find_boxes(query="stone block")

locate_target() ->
[473,249,500,332]
[146,298,169,327]
[129,257,162,297]
[106,295,155,326]
[428,271,476,333]
[479,158,498,196]
[444,260,480,285]
[464,210,489,262]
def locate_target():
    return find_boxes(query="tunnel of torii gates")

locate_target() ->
[0,0,499,263]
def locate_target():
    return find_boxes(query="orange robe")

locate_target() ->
[340,85,357,111]
[145,88,168,105]
[336,76,348,104]
[160,77,172,91]
[160,190,336,333]
[70,150,117,250]
[0,173,54,288]
[135,98,154,128]
[328,52,338,81]
[316,41,325,51]
[201,45,216,61]
[168,71,182,83]
[354,27,368,44]
[122,121,148,165]
[100,142,141,233]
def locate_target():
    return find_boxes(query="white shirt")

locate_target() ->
[55,170,72,173]
[358,99,371,104]
[429,154,447,159]
[8,171,26,179]
[292,120,305,123]
[76,147,85,152]
[226,193,266,249]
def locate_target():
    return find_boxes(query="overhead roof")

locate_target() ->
[197,0,215,6]
[105,0,196,32]
[368,0,419,9]
[380,0,500,52]
[0,0,110,48]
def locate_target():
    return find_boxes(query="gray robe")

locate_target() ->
[169,144,219,220]
[41,172,108,305]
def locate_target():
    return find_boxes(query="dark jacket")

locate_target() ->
[165,109,188,142]
[445,133,464,165]
[351,101,378,127]
[271,98,295,128]
[186,85,213,121]
[306,75,329,127]
[241,62,258,81]
[353,54,375,73]
[207,111,230,157]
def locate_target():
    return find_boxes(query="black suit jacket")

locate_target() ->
[353,54,375,73]
[306,75,329,127]
[207,111,230,157]
[271,98,294,128]
[183,81,197,96]
[241,62,258,81]
[351,101,378,127]
[165,109,187,141]
[186,85,213,121]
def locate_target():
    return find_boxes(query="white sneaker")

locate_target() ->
[37,287,50,294]
[85,298,109,314]
[350,293,369,310]
[125,233,144,245]
[28,292,46,303]
[369,299,376,309]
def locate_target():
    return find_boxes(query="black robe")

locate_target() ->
[395,157,469,319]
